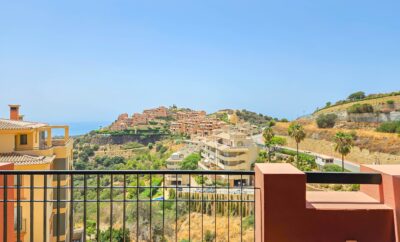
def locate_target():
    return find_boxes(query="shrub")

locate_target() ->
[376,121,400,133]
[347,103,374,114]
[323,164,343,172]
[387,100,395,105]
[316,114,338,128]
[205,230,216,242]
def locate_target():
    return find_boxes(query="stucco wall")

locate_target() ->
[0,134,15,153]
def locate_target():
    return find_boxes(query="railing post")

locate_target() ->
[254,163,306,242]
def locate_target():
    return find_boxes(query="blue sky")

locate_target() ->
[1,0,399,123]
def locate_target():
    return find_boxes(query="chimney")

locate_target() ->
[9,105,21,121]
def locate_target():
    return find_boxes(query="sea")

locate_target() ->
[51,121,110,137]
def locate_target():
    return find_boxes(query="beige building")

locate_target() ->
[198,130,259,186]
[0,105,73,242]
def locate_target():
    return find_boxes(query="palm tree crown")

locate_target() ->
[334,132,354,171]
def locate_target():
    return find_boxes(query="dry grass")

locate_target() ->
[315,95,400,115]
[175,213,254,242]
[274,121,400,164]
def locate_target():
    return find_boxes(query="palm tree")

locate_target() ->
[263,126,275,162]
[334,132,354,171]
[288,122,306,165]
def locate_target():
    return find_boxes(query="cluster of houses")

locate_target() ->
[169,110,227,137]
[109,106,228,137]
[109,106,169,131]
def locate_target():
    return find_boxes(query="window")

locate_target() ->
[20,134,28,145]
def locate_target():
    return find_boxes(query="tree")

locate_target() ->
[348,91,366,101]
[316,114,338,128]
[263,121,276,162]
[179,153,201,170]
[288,123,306,165]
[334,132,354,171]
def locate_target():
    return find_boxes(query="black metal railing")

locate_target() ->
[0,170,255,242]
[0,170,383,242]
[305,172,382,184]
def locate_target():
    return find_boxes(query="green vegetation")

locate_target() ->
[179,153,201,170]
[96,126,170,137]
[376,121,400,134]
[280,118,289,122]
[98,228,130,242]
[348,91,366,101]
[347,103,374,114]
[204,230,216,242]
[278,148,316,171]
[288,122,306,165]
[323,164,346,172]
[215,112,230,123]
[334,132,354,172]
[315,91,400,113]
[263,122,275,162]
[235,109,272,126]
[387,100,395,105]
[316,113,338,128]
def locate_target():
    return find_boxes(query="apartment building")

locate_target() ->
[170,117,225,137]
[199,130,259,186]
[173,110,206,120]
[0,105,73,242]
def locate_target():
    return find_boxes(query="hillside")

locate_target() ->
[315,94,400,116]
[273,120,400,164]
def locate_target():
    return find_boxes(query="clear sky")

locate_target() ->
[1,0,399,123]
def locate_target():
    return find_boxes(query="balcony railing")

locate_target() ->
[0,170,256,242]
[0,169,385,242]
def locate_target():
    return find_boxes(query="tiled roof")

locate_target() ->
[0,153,54,165]
[0,119,48,130]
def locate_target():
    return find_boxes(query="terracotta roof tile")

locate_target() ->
[0,153,54,165]
[0,119,47,130]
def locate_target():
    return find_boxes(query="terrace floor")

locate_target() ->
[306,191,392,210]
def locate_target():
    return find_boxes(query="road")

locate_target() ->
[251,134,360,172]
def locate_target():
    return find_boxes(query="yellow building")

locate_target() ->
[0,105,73,242]
[199,129,259,186]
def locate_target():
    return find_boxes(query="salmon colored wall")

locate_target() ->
[0,163,15,242]
[255,163,396,242]
[361,165,400,241]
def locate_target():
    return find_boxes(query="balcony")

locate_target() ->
[0,165,399,241]
[0,170,255,242]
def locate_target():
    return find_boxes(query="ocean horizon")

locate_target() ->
[51,121,110,136]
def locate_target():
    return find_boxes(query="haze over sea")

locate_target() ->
[52,121,110,136]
